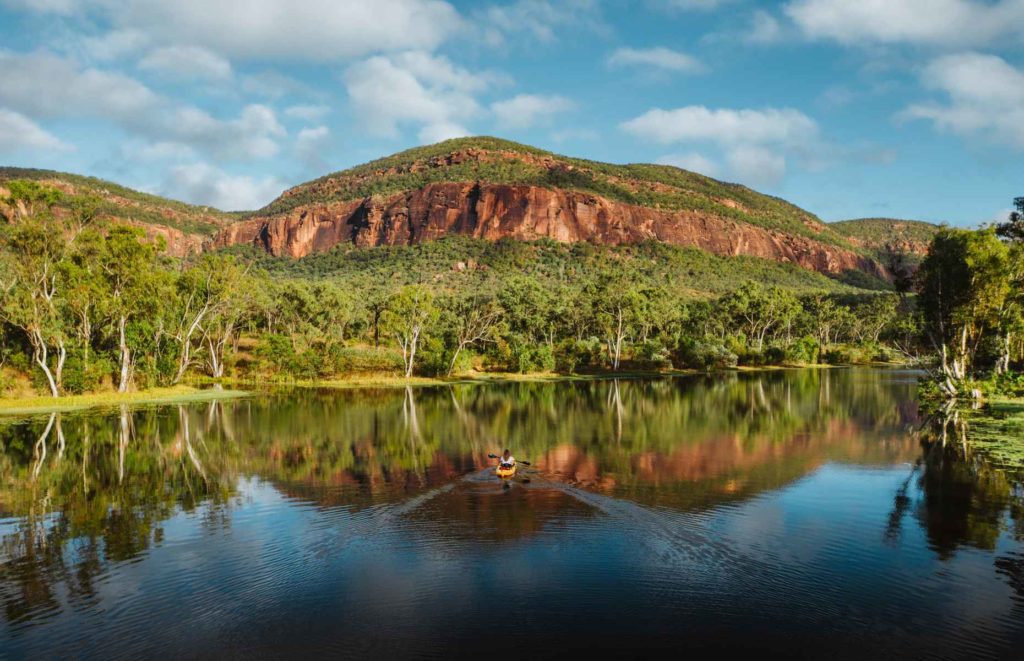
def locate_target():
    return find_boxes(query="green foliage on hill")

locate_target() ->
[0,167,242,236]
[227,236,858,298]
[831,218,944,245]
[255,137,855,249]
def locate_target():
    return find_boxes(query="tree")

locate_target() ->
[171,254,250,382]
[594,275,647,371]
[917,229,1010,394]
[382,285,438,378]
[442,293,503,376]
[1,180,63,222]
[996,197,1024,242]
[0,185,83,396]
[721,284,800,352]
[99,226,162,392]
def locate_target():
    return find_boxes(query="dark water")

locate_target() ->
[2,369,1023,659]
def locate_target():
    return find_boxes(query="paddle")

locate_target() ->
[488,453,531,466]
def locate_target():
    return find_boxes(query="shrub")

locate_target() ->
[555,338,602,372]
[674,339,738,370]
[635,339,672,369]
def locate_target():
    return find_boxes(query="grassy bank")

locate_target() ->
[0,386,250,416]
[967,398,1024,471]
[205,364,853,392]
[209,369,701,392]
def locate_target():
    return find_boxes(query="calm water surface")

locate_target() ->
[2,369,1023,658]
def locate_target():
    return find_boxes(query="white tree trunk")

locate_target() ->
[118,315,131,393]
[32,331,59,397]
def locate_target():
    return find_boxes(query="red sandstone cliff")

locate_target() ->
[213,182,886,277]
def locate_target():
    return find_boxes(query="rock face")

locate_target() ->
[214,182,886,277]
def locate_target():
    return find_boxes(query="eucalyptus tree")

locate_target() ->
[382,284,438,378]
[721,284,801,352]
[441,293,503,376]
[917,228,1010,394]
[98,226,164,392]
[594,275,648,371]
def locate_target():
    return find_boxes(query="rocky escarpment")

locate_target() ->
[214,182,886,278]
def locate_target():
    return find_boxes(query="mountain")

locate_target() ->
[830,218,943,264]
[212,137,885,279]
[0,167,241,256]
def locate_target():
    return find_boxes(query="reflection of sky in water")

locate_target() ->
[6,464,1023,657]
[1,370,1023,656]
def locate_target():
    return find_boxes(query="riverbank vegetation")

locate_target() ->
[0,180,919,400]
[914,198,1024,470]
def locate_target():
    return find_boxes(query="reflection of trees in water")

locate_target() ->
[0,369,931,624]
[0,403,235,626]
[889,407,1024,603]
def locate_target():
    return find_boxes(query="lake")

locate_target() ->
[2,369,1023,658]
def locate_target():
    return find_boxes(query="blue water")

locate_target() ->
[1,369,1022,658]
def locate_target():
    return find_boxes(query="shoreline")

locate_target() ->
[0,386,250,416]
[0,362,904,415]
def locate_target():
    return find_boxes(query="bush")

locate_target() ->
[763,346,786,365]
[786,336,820,365]
[822,346,855,365]
[60,351,113,394]
[674,339,738,370]
[509,341,555,373]
[555,338,602,372]
[635,339,672,369]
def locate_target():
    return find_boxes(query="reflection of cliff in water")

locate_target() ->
[0,368,982,627]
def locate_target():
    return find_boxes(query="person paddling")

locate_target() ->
[499,448,516,470]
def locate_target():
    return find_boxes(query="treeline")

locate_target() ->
[0,180,945,397]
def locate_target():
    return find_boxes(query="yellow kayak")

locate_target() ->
[495,465,517,478]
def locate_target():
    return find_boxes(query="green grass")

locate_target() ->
[0,385,250,416]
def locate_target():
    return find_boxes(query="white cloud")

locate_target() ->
[121,139,195,162]
[295,125,330,169]
[726,145,786,186]
[138,45,232,81]
[43,0,464,62]
[0,109,71,152]
[80,29,149,60]
[417,122,470,143]
[607,47,705,74]
[623,105,822,188]
[479,0,606,46]
[902,52,1024,148]
[745,10,784,44]
[0,50,286,161]
[162,162,285,210]
[344,51,494,141]
[491,94,574,129]
[622,106,818,146]
[656,152,720,177]
[0,49,158,120]
[785,0,1024,46]
[170,104,285,160]
[285,104,331,121]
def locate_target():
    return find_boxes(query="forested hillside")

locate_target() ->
[0,168,241,256]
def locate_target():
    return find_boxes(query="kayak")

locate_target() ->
[495,465,517,478]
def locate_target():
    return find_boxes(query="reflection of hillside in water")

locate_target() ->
[9,368,1022,627]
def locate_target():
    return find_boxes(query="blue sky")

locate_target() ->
[0,0,1021,225]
